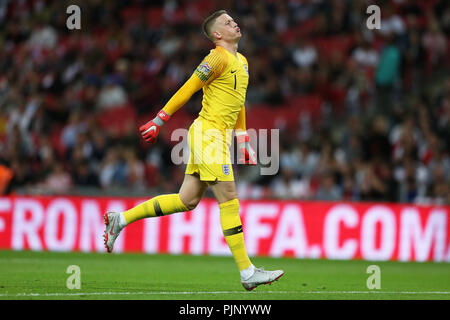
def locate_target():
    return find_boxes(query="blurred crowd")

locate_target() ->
[0,0,449,204]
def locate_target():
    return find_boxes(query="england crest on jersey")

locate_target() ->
[243,64,249,76]
[222,164,230,175]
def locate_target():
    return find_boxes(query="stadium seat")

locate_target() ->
[97,104,137,136]
[147,7,164,28]
[49,125,66,159]
[313,35,354,58]
[287,95,323,125]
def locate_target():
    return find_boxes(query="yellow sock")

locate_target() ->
[123,193,188,224]
[219,198,252,271]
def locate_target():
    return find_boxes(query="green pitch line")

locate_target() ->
[0,250,449,300]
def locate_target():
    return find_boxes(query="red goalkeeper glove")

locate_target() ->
[139,110,171,144]
[236,131,257,165]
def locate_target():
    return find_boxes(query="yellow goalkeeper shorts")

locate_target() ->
[185,117,234,182]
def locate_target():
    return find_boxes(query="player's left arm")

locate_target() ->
[234,105,256,165]
[234,104,246,132]
[234,54,249,133]
[140,50,226,144]
[234,55,256,165]
[139,75,204,143]
[163,48,226,117]
[162,74,205,116]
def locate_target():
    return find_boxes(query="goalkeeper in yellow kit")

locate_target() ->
[103,10,284,291]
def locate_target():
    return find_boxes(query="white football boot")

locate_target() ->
[103,212,123,253]
[241,267,285,291]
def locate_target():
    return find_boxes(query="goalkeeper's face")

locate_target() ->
[213,13,241,43]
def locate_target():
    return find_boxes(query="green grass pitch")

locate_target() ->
[0,250,449,300]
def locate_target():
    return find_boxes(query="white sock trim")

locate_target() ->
[119,213,127,229]
[240,264,255,281]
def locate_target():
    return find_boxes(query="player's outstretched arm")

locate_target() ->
[139,75,204,143]
[140,49,226,144]
[234,105,256,165]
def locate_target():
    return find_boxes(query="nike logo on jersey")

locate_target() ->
[230,69,237,74]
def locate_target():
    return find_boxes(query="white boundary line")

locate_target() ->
[0,290,449,297]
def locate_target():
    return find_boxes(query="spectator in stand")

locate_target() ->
[374,33,401,114]
[315,171,342,201]
[379,3,407,38]
[99,148,125,189]
[291,37,317,69]
[351,33,378,69]
[44,162,73,194]
[73,161,99,187]
[422,17,447,73]
[271,166,312,200]
[362,115,391,163]
[27,19,58,50]
[295,141,319,179]
[390,114,420,164]
[124,148,146,190]
[60,110,87,152]
[96,77,128,110]
[394,157,429,203]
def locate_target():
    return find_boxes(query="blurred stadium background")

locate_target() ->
[0,0,449,203]
[0,0,449,300]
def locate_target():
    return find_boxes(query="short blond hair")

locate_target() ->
[202,10,227,41]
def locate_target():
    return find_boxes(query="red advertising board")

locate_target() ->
[0,196,449,262]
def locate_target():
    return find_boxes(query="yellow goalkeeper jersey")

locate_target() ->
[194,46,249,130]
